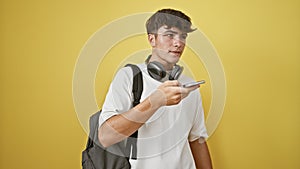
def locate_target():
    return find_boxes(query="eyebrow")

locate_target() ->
[163,30,188,36]
[164,30,179,34]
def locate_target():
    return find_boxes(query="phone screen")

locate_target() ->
[182,80,205,88]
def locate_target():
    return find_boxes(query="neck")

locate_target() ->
[148,54,174,71]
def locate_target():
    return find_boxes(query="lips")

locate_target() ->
[169,50,182,55]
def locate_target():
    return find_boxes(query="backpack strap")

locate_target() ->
[86,110,101,149]
[126,64,143,107]
[125,64,143,160]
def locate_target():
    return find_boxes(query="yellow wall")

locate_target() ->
[1,0,299,169]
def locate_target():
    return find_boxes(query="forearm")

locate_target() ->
[98,93,161,147]
[98,80,198,147]
[190,139,213,169]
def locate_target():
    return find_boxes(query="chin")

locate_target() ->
[170,54,181,62]
[168,57,180,64]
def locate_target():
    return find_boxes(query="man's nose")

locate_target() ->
[173,37,185,47]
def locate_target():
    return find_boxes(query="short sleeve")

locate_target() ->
[98,67,133,128]
[188,92,208,142]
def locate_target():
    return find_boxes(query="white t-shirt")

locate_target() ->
[99,63,208,169]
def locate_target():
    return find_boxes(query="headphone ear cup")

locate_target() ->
[147,61,166,81]
[169,65,183,80]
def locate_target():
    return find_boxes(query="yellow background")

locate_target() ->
[1,0,299,169]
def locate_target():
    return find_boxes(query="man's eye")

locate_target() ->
[165,34,174,38]
[180,34,187,40]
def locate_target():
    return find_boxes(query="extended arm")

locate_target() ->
[189,139,213,169]
[98,80,199,147]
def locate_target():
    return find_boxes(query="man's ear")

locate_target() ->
[148,34,156,47]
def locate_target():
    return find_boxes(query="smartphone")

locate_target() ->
[182,80,205,88]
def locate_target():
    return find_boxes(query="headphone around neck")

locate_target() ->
[147,61,183,81]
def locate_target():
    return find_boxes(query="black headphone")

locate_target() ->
[147,61,183,81]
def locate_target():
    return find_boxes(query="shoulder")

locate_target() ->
[111,64,146,86]
[115,66,133,77]
[116,64,145,77]
[112,66,133,83]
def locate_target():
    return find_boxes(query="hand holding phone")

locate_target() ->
[182,80,205,88]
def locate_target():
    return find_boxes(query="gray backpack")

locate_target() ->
[82,64,143,169]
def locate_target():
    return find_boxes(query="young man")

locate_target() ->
[98,9,213,169]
